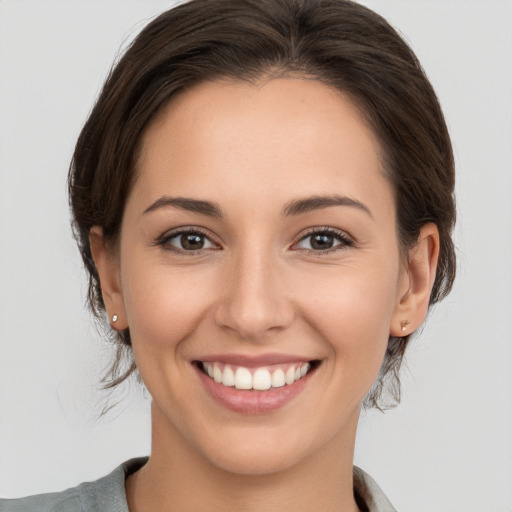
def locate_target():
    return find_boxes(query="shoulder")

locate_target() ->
[353,466,398,512]
[0,457,148,512]
[0,488,81,512]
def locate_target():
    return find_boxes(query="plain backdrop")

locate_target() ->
[0,1,511,510]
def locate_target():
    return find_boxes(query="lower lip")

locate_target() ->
[195,365,314,415]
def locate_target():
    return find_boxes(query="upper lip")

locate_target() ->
[195,353,315,368]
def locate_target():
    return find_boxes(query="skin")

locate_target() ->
[90,77,439,512]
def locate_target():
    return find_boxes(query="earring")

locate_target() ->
[112,314,118,323]
[400,320,411,332]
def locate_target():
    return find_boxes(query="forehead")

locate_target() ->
[133,78,391,215]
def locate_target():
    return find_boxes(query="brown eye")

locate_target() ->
[295,229,352,252]
[181,233,205,250]
[161,230,217,252]
[310,233,336,250]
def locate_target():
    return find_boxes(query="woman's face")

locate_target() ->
[107,78,411,474]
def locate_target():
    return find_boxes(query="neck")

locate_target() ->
[126,403,361,512]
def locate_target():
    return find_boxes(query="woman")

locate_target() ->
[0,0,456,510]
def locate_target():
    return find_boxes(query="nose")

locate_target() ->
[214,248,294,341]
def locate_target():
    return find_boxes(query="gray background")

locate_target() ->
[0,1,511,510]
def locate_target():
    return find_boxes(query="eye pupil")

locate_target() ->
[311,234,334,250]
[181,234,204,250]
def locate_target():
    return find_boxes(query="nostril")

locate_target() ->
[213,299,295,340]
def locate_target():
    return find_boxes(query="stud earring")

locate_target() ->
[400,320,410,332]
[112,314,118,323]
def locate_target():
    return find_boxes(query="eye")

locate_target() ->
[294,228,353,252]
[158,229,219,253]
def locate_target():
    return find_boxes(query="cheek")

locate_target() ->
[119,259,222,414]
[121,258,217,353]
[292,258,400,373]
[299,259,398,323]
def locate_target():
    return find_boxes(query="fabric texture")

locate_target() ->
[0,457,397,512]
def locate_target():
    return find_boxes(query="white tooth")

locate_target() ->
[204,363,214,378]
[285,366,295,385]
[222,365,235,387]
[271,368,286,388]
[234,367,252,390]
[300,363,310,377]
[213,364,223,383]
[294,366,301,381]
[253,369,272,390]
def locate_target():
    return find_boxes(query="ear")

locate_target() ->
[89,226,128,330]
[390,223,440,337]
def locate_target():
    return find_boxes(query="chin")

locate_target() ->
[189,417,329,477]
[204,440,305,476]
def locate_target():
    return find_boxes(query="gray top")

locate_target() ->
[0,458,397,512]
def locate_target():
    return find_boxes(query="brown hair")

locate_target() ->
[69,0,456,409]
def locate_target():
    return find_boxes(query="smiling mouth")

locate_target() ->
[197,361,319,391]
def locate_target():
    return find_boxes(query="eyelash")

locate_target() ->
[156,226,354,255]
[292,227,354,255]
[156,227,219,255]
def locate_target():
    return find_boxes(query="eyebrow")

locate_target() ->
[143,196,223,217]
[282,195,373,218]
[143,194,372,219]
